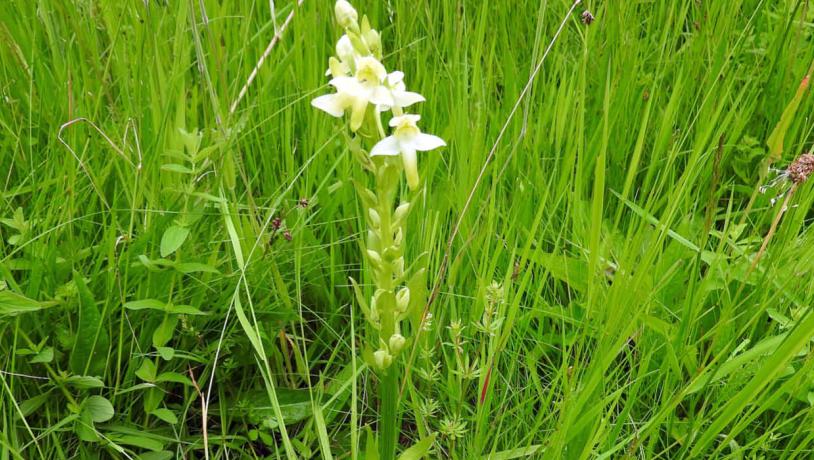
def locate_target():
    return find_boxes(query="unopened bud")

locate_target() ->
[393,202,410,224]
[336,35,354,63]
[368,208,381,228]
[366,249,382,266]
[373,349,392,370]
[389,334,406,354]
[393,257,405,277]
[396,287,410,313]
[364,28,381,58]
[334,0,358,29]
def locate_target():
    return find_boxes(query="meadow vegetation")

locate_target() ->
[3,0,814,458]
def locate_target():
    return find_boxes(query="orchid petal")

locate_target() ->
[393,91,425,108]
[408,133,446,151]
[401,147,420,190]
[370,136,401,156]
[311,94,346,117]
[350,97,368,132]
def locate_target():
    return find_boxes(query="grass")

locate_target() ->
[3,0,814,458]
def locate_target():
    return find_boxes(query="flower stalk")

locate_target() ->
[311,2,444,457]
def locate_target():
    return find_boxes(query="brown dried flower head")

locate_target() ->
[581,10,595,25]
[788,153,814,185]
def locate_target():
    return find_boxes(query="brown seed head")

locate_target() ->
[581,10,595,25]
[788,153,814,185]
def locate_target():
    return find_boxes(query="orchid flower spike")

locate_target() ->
[370,114,445,189]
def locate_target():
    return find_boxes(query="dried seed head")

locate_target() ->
[283,230,292,241]
[788,153,814,185]
[298,197,309,208]
[271,217,282,230]
[581,10,595,25]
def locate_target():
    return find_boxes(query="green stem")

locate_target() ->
[380,366,399,459]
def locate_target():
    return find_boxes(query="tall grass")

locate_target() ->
[2,0,814,458]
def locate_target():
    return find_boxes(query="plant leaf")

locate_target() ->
[160,225,190,257]
[0,290,56,317]
[69,272,109,377]
[84,395,115,423]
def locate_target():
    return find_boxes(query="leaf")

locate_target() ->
[165,304,207,315]
[364,426,379,460]
[174,262,220,274]
[527,252,589,293]
[766,75,810,164]
[155,372,193,386]
[152,315,177,348]
[75,407,98,442]
[66,375,105,389]
[107,434,165,452]
[84,395,114,423]
[160,163,194,174]
[30,347,54,364]
[229,388,313,429]
[69,272,109,377]
[160,225,190,257]
[124,299,166,311]
[150,408,178,425]
[156,347,174,361]
[137,452,174,460]
[18,391,53,417]
[135,360,157,383]
[398,433,436,460]
[0,290,56,317]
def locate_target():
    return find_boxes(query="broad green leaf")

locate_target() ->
[135,360,157,383]
[165,304,206,315]
[30,346,54,364]
[527,252,589,293]
[150,408,178,425]
[398,433,436,460]
[137,452,173,460]
[152,315,177,348]
[0,290,56,316]
[160,225,190,257]
[66,375,105,389]
[155,372,193,386]
[84,395,114,423]
[18,391,53,417]
[156,346,174,361]
[160,163,194,174]
[226,388,314,429]
[69,272,109,377]
[174,262,220,274]
[107,433,165,452]
[124,299,166,311]
[74,408,98,442]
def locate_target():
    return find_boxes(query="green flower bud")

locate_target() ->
[364,28,382,58]
[373,349,392,370]
[366,249,383,267]
[368,208,381,228]
[334,0,358,29]
[389,334,406,354]
[396,287,410,313]
[393,257,405,277]
[393,202,410,225]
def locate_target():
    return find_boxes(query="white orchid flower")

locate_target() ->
[377,71,425,112]
[315,56,394,131]
[370,114,445,189]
